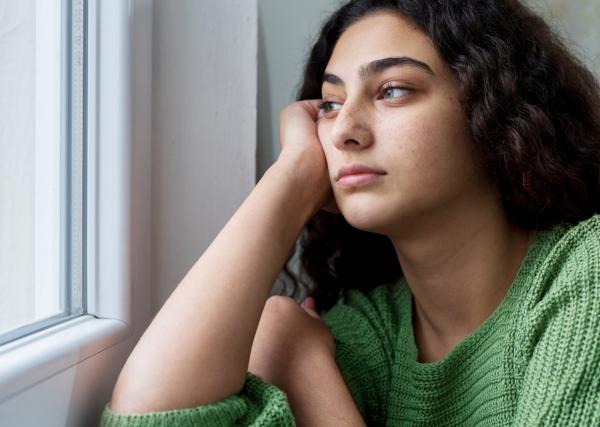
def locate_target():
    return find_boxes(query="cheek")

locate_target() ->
[422,116,476,180]
[398,104,473,168]
[381,107,479,200]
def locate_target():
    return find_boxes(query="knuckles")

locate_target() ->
[264,295,296,312]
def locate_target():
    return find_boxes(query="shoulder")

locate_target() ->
[511,214,600,424]
[524,213,600,305]
[519,213,600,337]
[545,212,599,291]
[549,213,600,264]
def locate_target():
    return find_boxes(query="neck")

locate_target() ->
[389,195,535,362]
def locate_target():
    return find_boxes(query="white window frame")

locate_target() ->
[0,0,133,403]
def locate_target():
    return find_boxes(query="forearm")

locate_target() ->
[284,354,366,427]
[110,160,320,413]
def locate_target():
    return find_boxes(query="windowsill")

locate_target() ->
[0,315,130,403]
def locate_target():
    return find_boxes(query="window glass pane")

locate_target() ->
[0,0,85,342]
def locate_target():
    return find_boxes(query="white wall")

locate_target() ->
[129,0,154,348]
[151,0,257,311]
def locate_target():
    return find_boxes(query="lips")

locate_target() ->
[335,163,387,181]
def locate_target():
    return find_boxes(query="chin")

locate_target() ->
[338,193,421,236]
[339,203,393,235]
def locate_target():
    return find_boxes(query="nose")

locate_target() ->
[329,100,373,151]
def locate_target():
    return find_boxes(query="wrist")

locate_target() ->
[282,347,336,393]
[281,350,366,427]
[267,155,328,217]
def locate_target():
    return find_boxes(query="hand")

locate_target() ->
[248,295,336,391]
[277,100,340,214]
[249,296,366,427]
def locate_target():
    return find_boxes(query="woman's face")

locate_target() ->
[318,12,490,236]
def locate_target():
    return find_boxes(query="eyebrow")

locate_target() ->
[322,56,435,87]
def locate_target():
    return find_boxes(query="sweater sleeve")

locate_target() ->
[320,284,397,425]
[99,371,295,427]
[513,219,600,425]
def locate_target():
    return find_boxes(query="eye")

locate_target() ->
[318,100,342,114]
[381,85,412,100]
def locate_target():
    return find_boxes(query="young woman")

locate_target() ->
[102,0,600,425]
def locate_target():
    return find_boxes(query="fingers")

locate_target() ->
[303,308,320,319]
[299,99,325,122]
[301,296,316,310]
[301,297,320,319]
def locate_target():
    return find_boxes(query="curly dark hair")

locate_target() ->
[274,0,600,314]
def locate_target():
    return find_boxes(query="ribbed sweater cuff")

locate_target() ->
[99,372,295,427]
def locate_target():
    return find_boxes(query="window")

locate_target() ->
[0,0,134,409]
[0,0,85,344]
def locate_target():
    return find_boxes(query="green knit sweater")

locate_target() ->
[100,214,600,426]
